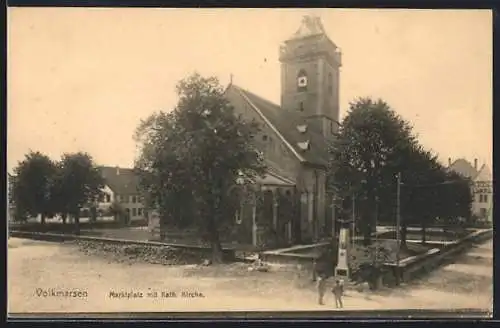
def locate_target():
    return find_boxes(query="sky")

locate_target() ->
[7,8,492,173]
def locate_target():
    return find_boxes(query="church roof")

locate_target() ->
[226,84,330,167]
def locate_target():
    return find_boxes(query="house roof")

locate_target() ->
[97,166,140,195]
[447,159,479,180]
[227,84,330,167]
[474,164,492,182]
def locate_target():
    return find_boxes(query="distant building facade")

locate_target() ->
[97,166,146,222]
[447,158,493,221]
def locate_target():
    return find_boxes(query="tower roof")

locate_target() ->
[290,15,326,40]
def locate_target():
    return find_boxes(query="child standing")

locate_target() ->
[332,279,344,308]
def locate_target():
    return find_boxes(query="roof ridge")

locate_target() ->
[232,84,282,109]
[232,86,306,163]
[232,85,329,141]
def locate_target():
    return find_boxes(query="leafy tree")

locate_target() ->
[134,73,266,263]
[328,98,417,245]
[329,98,473,248]
[12,151,58,225]
[48,163,70,224]
[399,148,472,245]
[56,152,104,234]
[437,171,472,230]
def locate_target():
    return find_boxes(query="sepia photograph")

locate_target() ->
[7,8,493,318]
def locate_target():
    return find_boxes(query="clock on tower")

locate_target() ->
[297,70,308,91]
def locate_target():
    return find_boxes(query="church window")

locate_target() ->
[235,205,243,224]
[262,135,268,142]
[299,101,304,111]
[328,72,333,95]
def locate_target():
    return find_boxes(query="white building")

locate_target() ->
[97,166,147,222]
[448,158,493,221]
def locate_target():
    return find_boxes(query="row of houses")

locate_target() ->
[7,166,146,222]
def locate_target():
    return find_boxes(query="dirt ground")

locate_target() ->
[7,237,493,314]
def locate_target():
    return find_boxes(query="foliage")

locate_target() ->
[328,97,473,246]
[328,98,417,245]
[53,152,104,233]
[350,242,392,289]
[134,73,266,262]
[12,151,58,224]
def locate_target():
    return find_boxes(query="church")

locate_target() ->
[222,16,342,249]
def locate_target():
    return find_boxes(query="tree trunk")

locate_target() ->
[208,178,224,264]
[90,207,97,223]
[208,218,223,264]
[362,193,377,246]
[421,221,427,244]
[206,194,223,264]
[62,214,67,225]
[363,224,371,246]
[41,214,46,225]
[159,213,166,241]
[74,212,81,235]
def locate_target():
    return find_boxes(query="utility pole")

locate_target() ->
[396,172,402,285]
[375,195,379,242]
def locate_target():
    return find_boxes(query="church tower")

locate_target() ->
[279,16,342,138]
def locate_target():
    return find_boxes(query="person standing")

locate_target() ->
[332,279,344,309]
[317,275,328,305]
[313,244,335,305]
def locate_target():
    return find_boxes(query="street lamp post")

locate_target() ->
[375,195,379,242]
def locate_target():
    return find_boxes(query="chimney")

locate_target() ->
[448,158,452,167]
[474,158,478,170]
[116,166,120,176]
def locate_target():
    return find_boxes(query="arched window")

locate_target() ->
[328,72,333,95]
[297,69,308,92]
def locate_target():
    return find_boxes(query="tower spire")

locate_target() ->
[291,14,326,40]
